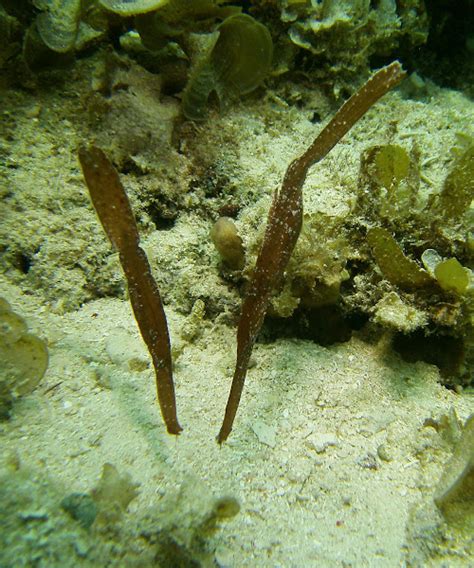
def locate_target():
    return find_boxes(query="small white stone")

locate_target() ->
[251,420,277,448]
[305,432,338,453]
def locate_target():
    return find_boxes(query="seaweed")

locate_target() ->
[434,258,470,296]
[35,0,81,53]
[434,413,474,531]
[0,298,49,419]
[435,142,474,221]
[367,226,432,290]
[276,0,427,90]
[217,61,407,443]
[98,0,169,16]
[210,216,245,271]
[182,13,273,120]
[78,145,181,435]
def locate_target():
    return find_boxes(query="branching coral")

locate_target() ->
[217,61,407,443]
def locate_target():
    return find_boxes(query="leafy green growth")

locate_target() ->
[367,227,431,290]
[434,258,470,295]
[182,13,273,120]
[35,0,81,53]
[135,0,240,50]
[436,142,474,219]
[0,298,48,419]
[434,413,474,532]
[358,144,419,222]
[98,0,169,16]
[373,144,411,188]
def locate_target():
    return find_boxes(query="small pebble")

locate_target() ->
[251,420,276,448]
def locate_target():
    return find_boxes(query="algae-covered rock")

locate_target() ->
[434,413,474,532]
[0,298,48,418]
[373,291,428,333]
[269,214,350,318]
[140,477,239,566]
[278,0,428,90]
[182,13,273,120]
[61,492,98,529]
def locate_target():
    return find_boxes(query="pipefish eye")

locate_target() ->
[182,13,273,121]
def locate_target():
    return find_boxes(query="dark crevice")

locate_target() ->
[392,331,465,387]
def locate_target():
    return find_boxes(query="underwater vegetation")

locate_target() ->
[0,298,48,419]
[1,459,239,566]
[181,12,273,120]
[434,412,474,532]
[275,0,428,91]
[0,0,274,119]
[0,0,445,111]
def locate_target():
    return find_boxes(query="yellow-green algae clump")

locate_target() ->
[435,258,470,296]
[182,13,273,120]
[98,0,169,16]
[367,227,431,290]
[434,142,474,220]
[0,298,48,418]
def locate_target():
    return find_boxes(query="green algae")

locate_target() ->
[436,143,474,220]
[135,0,240,49]
[278,0,427,90]
[0,298,48,418]
[434,413,474,532]
[98,0,169,16]
[434,258,470,295]
[35,0,81,53]
[358,144,420,223]
[182,13,273,120]
[372,144,411,189]
[367,227,432,290]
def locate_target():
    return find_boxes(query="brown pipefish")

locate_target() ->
[79,145,182,436]
[218,61,407,443]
